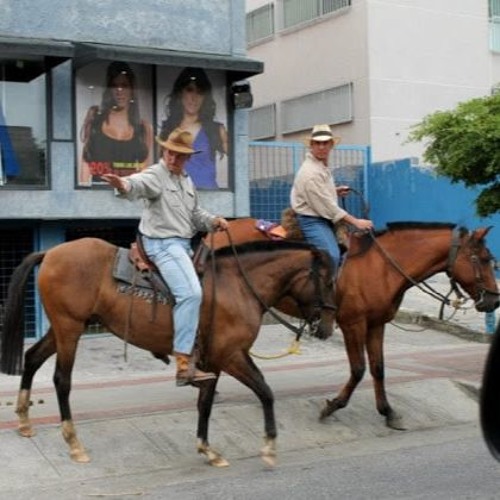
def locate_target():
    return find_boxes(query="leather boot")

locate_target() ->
[175,353,216,387]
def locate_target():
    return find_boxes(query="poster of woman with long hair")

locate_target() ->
[76,61,153,187]
[157,66,229,189]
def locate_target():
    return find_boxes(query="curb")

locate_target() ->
[395,309,491,344]
[263,310,491,343]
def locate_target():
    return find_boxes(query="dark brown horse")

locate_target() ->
[0,238,335,466]
[206,219,499,429]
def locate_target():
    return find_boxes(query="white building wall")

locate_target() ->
[367,0,491,161]
[248,1,369,144]
[247,0,497,162]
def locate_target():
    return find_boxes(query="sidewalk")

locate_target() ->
[395,272,498,339]
[0,273,497,499]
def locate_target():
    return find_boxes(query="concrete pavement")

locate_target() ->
[0,272,497,498]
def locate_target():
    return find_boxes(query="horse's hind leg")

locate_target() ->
[195,376,230,467]
[320,323,366,420]
[223,351,277,467]
[366,325,405,430]
[51,323,89,463]
[16,329,57,437]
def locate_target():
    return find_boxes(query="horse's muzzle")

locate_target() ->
[307,315,334,340]
[475,289,500,313]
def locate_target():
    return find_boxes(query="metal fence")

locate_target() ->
[249,141,370,223]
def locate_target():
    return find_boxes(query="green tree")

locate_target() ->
[407,92,500,217]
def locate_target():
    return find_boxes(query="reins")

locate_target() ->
[197,232,219,370]
[368,230,456,305]
[342,190,459,310]
[340,187,370,219]
[223,229,309,342]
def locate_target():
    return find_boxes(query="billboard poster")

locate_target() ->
[76,61,154,187]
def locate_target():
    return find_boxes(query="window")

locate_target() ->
[281,83,352,134]
[247,3,275,45]
[0,228,36,338]
[0,58,48,187]
[490,0,500,52]
[281,0,351,30]
[249,104,276,139]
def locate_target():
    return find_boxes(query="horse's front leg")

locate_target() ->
[224,351,277,467]
[196,376,229,467]
[16,331,57,437]
[53,336,89,463]
[366,325,405,430]
[320,324,366,420]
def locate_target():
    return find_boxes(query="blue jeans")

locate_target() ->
[296,215,340,272]
[141,236,202,355]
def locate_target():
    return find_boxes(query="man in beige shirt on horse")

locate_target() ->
[291,124,374,273]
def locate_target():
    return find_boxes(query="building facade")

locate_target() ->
[246,0,500,162]
[0,0,262,336]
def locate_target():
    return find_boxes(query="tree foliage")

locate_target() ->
[407,93,500,217]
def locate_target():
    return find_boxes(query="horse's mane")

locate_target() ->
[347,221,465,258]
[385,221,458,231]
[213,239,316,258]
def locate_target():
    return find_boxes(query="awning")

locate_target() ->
[0,36,74,81]
[74,42,263,82]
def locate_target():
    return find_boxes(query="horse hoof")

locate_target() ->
[18,425,36,437]
[261,441,276,467]
[70,449,91,463]
[197,441,229,467]
[261,454,276,468]
[210,456,230,468]
[387,414,406,431]
[319,399,335,420]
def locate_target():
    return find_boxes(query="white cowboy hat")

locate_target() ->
[309,124,341,145]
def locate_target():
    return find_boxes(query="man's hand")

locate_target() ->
[355,218,374,231]
[213,217,229,231]
[336,185,351,197]
[101,174,128,193]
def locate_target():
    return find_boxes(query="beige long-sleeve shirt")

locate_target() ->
[290,152,347,223]
[118,160,216,238]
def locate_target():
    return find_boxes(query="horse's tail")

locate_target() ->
[1,251,46,375]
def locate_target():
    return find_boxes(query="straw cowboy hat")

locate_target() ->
[155,128,200,154]
[309,124,341,146]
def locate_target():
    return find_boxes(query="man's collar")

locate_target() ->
[160,158,188,177]
[306,151,328,166]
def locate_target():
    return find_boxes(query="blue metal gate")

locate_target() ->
[248,141,371,223]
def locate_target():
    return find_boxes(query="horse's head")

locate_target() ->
[288,248,336,340]
[449,226,499,312]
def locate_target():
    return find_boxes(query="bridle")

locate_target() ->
[369,226,499,311]
[446,226,499,310]
[222,231,335,338]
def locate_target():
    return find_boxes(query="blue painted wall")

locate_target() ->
[368,158,500,260]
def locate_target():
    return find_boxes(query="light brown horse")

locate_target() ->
[206,219,500,429]
[0,238,335,466]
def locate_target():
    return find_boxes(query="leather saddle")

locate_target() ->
[115,235,211,302]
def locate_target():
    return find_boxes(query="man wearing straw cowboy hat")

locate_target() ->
[101,127,228,387]
[291,124,373,273]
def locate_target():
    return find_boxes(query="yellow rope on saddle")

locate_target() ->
[249,339,302,360]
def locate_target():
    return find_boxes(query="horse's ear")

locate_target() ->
[473,226,492,241]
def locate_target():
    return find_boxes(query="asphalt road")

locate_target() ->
[0,318,496,499]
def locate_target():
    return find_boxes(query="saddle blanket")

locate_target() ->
[113,247,173,304]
